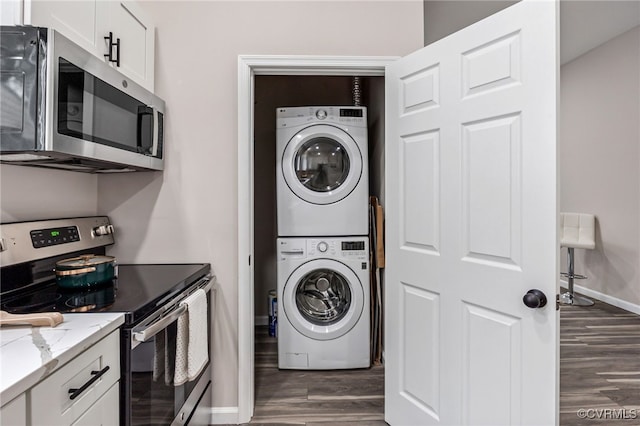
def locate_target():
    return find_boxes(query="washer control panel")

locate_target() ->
[307,239,337,256]
[279,237,368,261]
[307,238,367,260]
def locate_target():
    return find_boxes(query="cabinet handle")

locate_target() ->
[68,366,110,400]
[114,35,120,67]
[103,32,121,67]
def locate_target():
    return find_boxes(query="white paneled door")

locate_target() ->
[385,1,558,425]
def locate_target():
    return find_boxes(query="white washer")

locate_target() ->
[276,106,369,237]
[277,236,370,370]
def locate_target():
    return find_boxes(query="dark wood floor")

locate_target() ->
[560,299,640,425]
[242,299,640,425]
[247,328,385,425]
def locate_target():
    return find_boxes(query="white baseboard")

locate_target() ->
[210,406,239,424]
[255,315,268,326]
[561,280,640,315]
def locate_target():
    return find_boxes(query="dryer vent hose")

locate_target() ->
[352,76,362,106]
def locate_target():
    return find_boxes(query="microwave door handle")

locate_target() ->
[132,304,187,343]
[152,107,159,157]
[136,106,154,155]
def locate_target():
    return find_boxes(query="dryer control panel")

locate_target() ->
[276,106,368,129]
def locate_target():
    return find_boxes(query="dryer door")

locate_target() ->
[282,125,363,205]
[283,258,364,341]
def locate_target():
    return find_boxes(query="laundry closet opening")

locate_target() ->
[251,74,386,413]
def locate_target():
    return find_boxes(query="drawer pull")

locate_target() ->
[68,366,110,400]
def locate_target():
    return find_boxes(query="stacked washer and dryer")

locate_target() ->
[276,106,371,370]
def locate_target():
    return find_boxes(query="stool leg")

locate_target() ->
[567,247,576,295]
[560,247,594,306]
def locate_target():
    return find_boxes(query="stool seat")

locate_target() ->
[559,212,596,307]
[560,213,595,250]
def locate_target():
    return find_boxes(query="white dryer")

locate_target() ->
[277,236,370,370]
[276,106,369,237]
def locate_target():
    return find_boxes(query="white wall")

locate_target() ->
[560,26,640,308]
[97,0,423,410]
[0,165,97,222]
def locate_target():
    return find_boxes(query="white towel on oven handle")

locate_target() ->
[174,288,208,386]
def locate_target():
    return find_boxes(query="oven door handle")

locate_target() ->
[132,304,187,343]
[131,275,214,343]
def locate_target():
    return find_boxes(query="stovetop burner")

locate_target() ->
[2,280,118,314]
[3,291,62,312]
[64,282,117,312]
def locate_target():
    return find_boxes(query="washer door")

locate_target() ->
[282,124,363,205]
[283,259,364,341]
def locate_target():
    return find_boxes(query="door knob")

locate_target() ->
[523,289,547,309]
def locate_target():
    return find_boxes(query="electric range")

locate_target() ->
[0,216,213,426]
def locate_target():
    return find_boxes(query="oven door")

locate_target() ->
[122,276,213,426]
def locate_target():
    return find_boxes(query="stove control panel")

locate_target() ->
[0,216,115,267]
[30,226,80,248]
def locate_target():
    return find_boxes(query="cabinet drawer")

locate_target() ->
[31,330,120,426]
[71,381,119,426]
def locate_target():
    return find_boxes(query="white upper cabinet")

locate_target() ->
[96,1,155,91]
[22,0,155,92]
[27,1,98,53]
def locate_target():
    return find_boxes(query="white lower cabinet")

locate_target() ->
[0,393,27,426]
[31,330,120,426]
[71,382,119,426]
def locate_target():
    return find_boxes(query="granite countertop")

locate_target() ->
[0,313,124,405]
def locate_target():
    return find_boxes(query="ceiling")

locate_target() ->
[560,0,640,64]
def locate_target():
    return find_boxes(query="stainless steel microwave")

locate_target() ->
[0,26,165,172]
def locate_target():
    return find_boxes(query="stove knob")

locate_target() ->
[93,225,114,236]
[317,241,328,253]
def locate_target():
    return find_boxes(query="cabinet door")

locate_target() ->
[96,1,155,91]
[384,1,558,425]
[31,331,120,426]
[0,393,27,426]
[71,382,119,426]
[0,0,22,25]
[26,0,98,53]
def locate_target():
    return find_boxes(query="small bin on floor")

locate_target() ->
[268,289,277,337]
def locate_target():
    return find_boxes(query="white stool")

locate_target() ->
[559,212,596,306]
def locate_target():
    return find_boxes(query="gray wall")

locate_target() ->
[253,75,384,319]
[423,0,517,45]
[560,26,640,308]
[1,165,97,222]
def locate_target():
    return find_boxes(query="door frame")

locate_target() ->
[237,55,395,423]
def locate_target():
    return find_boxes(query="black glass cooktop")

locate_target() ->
[1,264,210,326]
